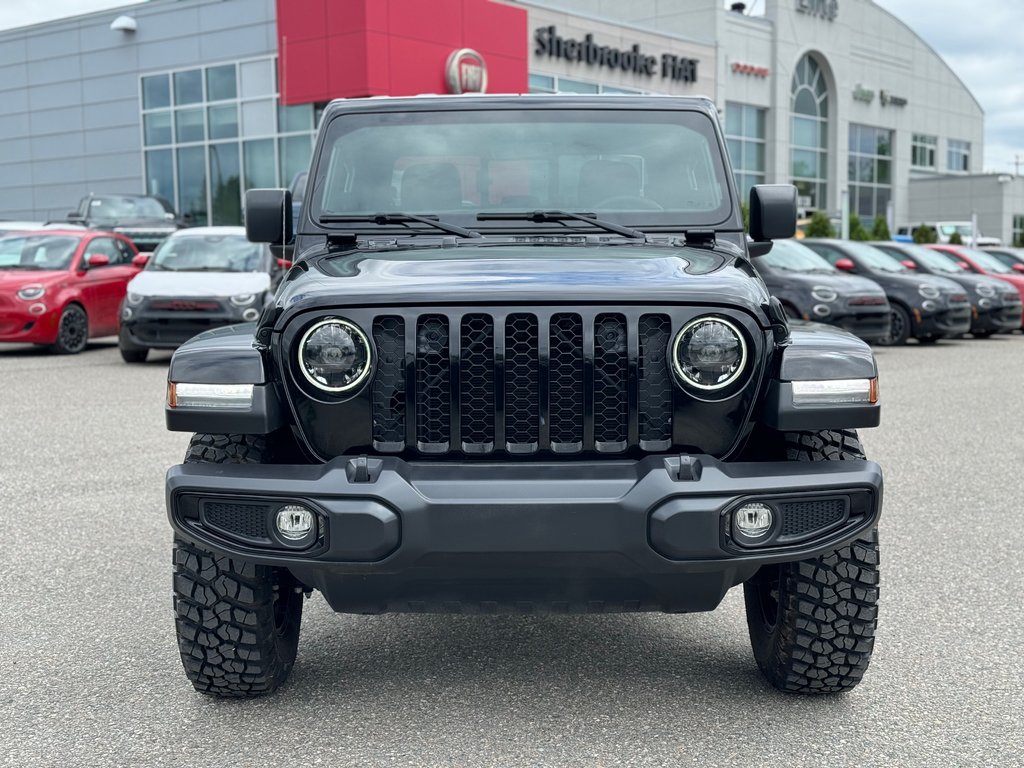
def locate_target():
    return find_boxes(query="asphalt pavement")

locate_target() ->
[2,336,1023,767]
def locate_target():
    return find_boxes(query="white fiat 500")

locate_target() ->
[118,226,284,362]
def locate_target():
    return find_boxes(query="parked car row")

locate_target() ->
[0,224,282,358]
[752,239,1024,345]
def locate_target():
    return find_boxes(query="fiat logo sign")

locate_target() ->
[445,48,488,94]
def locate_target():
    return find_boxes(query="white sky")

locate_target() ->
[1,0,1021,173]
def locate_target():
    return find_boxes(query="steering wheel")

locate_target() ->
[588,196,664,211]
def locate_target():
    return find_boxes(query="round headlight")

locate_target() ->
[672,317,747,391]
[230,293,256,307]
[976,284,996,298]
[918,285,940,299]
[811,285,838,303]
[298,318,372,392]
[16,284,45,301]
[126,292,144,305]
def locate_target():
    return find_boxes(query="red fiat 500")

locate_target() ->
[928,244,1024,329]
[0,229,143,354]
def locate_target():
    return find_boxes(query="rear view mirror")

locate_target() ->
[86,253,110,267]
[749,185,797,242]
[835,258,856,272]
[67,213,85,223]
[245,188,293,246]
[133,253,150,268]
[901,259,917,270]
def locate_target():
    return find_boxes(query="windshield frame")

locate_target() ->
[306,102,739,236]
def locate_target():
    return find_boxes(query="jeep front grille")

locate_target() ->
[369,310,674,455]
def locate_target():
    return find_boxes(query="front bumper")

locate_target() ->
[122,307,242,348]
[832,308,890,342]
[167,454,883,614]
[972,301,1023,333]
[0,304,59,344]
[914,303,972,337]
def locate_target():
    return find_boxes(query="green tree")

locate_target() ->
[1015,233,1024,248]
[803,210,835,238]
[741,201,749,234]
[871,215,891,241]
[948,230,964,245]
[913,225,938,244]
[848,213,870,241]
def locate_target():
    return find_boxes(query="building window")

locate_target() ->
[140,57,316,226]
[848,124,893,220]
[725,102,766,202]
[911,134,937,170]
[528,73,645,95]
[790,54,829,212]
[947,139,971,173]
[1014,215,1024,247]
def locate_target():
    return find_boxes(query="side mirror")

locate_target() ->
[958,261,971,270]
[835,258,856,272]
[86,253,110,267]
[901,259,917,270]
[1012,263,1024,274]
[276,257,293,270]
[180,212,193,224]
[749,184,797,242]
[67,213,86,223]
[132,253,150,268]
[245,188,293,246]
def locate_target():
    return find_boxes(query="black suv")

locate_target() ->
[803,239,971,344]
[163,96,883,698]
[67,193,186,251]
[873,242,1022,338]
[751,237,890,342]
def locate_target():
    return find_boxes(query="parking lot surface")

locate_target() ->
[2,336,1023,767]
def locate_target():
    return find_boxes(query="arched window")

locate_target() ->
[790,54,829,212]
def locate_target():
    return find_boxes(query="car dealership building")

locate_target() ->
[0,0,1007,240]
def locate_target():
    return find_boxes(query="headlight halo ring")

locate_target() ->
[671,315,749,392]
[297,317,373,394]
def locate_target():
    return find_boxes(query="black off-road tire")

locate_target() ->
[118,326,148,363]
[743,429,879,694]
[173,433,303,698]
[50,303,89,354]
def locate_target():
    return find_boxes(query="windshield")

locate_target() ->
[960,247,1013,274]
[88,196,169,220]
[761,239,836,272]
[842,242,908,273]
[312,108,731,228]
[890,244,963,273]
[0,235,79,270]
[939,223,972,238]
[150,234,266,272]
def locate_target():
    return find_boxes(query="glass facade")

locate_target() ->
[947,139,970,173]
[848,124,893,220]
[140,57,316,226]
[911,133,937,170]
[724,102,766,202]
[1014,215,1024,247]
[528,73,644,95]
[790,54,829,212]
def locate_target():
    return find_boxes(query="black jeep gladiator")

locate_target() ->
[164,95,883,698]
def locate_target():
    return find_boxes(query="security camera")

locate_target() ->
[110,15,138,33]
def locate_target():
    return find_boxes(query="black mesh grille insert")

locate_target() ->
[460,314,495,448]
[504,313,539,448]
[593,313,628,447]
[372,316,405,447]
[416,315,450,448]
[203,502,267,540]
[637,314,672,444]
[779,498,846,536]
[549,313,584,448]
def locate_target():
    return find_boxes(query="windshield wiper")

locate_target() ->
[319,212,481,239]
[477,210,646,240]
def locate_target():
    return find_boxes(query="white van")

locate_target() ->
[896,221,1001,246]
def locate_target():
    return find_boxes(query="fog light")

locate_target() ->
[29,303,47,315]
[921,300,937,312]
[978,298,992,309]
[275,505,314,541]
[812,303,831,317]
[734,503,773,539]
[121,306,133,320]
[242,308,260,322]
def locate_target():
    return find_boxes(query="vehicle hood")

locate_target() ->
[759,269,885,296]
[0,269,71,290]
[866,269,963,293]
[926,271,1009,293]
[279,245,771,318]
[127,270,270,298]
[97,218,176,229]
[985,271,1024,291]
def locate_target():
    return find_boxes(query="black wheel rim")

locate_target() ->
[59,308,87,352]
[753,566,782,630]
[882,308,906,345]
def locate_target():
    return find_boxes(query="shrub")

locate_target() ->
[913,225,938,244]
[871,215,891,241]
[849,213,870,241]
[948,230,964,245]
[804,210,835,238]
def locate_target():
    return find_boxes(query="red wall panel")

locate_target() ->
[276,0,528,104]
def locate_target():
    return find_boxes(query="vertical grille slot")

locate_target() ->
[548,313,584,452]
[593,313,628,451]
[371,316,406,451]
[460,314,495,452]
[415,315,450,452]
[504,313,539,452]
[637,314,673,449]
